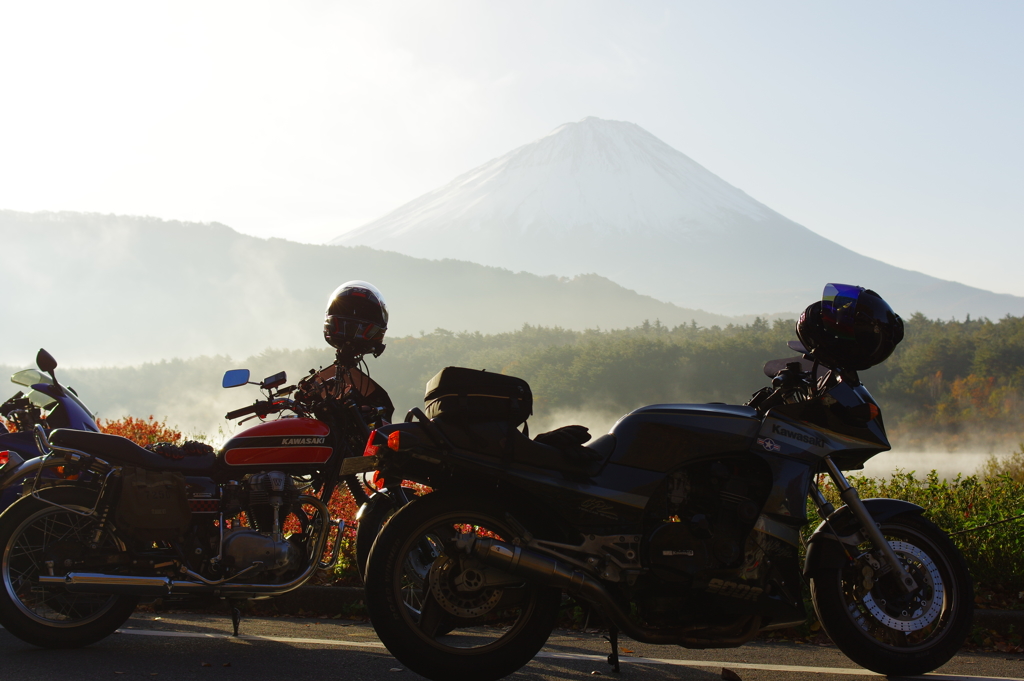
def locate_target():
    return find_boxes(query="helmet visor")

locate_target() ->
[326,316,386,343]
[821,283,862,341]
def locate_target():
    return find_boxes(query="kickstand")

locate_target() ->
[231,607,242,637]
[604,625,620,674]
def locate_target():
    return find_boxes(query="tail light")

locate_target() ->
[0,450,24,472]
[363,430,383,457]
[56,466,80,480]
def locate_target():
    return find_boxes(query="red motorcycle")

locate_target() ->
[0,281,401,647]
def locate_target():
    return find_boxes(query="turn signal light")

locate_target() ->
[387,431,401,451]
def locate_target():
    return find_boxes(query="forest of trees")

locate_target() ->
[371,313,1024,449]
[5,313,1024,451]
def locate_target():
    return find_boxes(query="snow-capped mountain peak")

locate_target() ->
[334,117,771,246]
[330,117,1024,319]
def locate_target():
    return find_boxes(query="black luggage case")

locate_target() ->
[424,367,532,427]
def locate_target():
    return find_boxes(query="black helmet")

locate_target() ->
[796,283,904,371]
[324,281,388,354]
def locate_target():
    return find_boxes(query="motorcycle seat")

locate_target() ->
[48,429,218,473]
[433,419,614,478]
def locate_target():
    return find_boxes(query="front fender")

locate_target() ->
[355,488,402,524]
[802,498,925,578]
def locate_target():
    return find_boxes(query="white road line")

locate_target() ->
[115,628,1023,681]
[118,627,386,649]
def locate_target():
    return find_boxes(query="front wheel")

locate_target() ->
[364,493,561,681]
[0,488,138,648]
[809,512,972,676]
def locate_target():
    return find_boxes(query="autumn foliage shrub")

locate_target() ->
[99,415,183,447]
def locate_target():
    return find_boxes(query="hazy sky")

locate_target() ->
[2,2,1022,297]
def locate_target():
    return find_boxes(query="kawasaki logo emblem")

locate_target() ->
[770,423,827,449]
[282,437,326,446]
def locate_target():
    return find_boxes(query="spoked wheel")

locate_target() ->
[809,512,973,676]
[364,493,561,681]
[0,488,138,648]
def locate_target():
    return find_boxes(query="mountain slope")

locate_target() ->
[333,117,1024,319]
[0,210,763,366]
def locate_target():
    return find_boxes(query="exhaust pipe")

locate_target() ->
[39,573,173,596]
[40,570,316,598]
[464,537,760,647]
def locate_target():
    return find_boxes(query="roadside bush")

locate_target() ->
[99,415,183,446]
[979,444,1024,483]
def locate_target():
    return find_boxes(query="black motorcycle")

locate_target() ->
[350,285,972,680]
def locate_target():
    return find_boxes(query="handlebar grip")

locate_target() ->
[225,404,258,420]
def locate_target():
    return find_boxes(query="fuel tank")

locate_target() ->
[608,404,761,473]
[218,418,332,471]
[503,404,765,534]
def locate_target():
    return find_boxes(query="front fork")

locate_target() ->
[814,456,919,594]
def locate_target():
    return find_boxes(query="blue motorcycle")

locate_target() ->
[0,349,99,508]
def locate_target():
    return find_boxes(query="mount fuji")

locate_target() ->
[332,117,1024,319]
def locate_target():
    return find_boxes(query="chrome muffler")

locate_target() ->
[39,573,173,596]
[38,572,307,597]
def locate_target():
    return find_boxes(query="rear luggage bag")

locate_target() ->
[424,367,532,427]
[116,466,192,540]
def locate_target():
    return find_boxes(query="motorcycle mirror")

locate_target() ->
[261,371,287,391]
[222,369,251,389]
[34,348,65,396]
[787,340,808,354]
[36,349,57,374]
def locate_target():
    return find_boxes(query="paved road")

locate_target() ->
[2,613,1023,681]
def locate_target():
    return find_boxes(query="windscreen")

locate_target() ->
[11,369,50,388]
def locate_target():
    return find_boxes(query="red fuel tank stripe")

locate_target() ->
[223,446,333,466]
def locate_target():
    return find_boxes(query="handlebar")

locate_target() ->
[224,398,295,421]
[225,403,260,420]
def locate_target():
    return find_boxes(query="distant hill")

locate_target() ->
[0,210,765,366]
[333,116,1024,320]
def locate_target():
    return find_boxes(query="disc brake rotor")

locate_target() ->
[860,540,944,632]
[429,558,502,618]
